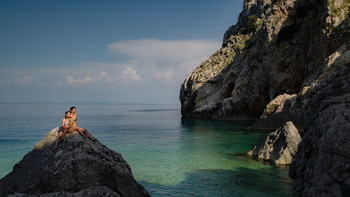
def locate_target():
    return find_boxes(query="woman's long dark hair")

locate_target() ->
[70,106,76,113]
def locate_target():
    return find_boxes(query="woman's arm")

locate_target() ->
[67,118,74,128]
[61,118,66,129]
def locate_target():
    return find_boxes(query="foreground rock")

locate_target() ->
[247,121,301,165]
[289,63,350,196]
[0,128,150,197]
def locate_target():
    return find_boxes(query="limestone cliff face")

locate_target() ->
[180,0,350,196]
[289,62,350,196]
[180,0,350,120]
[0,128,150,197]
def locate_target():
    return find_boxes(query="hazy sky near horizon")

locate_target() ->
[0,0,243,105]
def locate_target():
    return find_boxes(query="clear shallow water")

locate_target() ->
[0,104,292,196]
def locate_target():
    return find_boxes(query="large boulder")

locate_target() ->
[0,128,150,197]
[247,121,301,165]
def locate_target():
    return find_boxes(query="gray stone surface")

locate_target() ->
[0,129,150,197]
[247,121,301,165]
[8,186,121,197]
[249,93,301,130]
[289,63,350,197]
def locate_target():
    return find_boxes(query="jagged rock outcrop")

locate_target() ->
[247,121,301,164]
[0,128,150,197]
[180,0,350,120]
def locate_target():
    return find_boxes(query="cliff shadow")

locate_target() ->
[140,167,292,197]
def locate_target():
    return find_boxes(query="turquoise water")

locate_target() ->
[0,104,292,196]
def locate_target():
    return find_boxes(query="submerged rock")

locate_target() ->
[247,121,301,165]
[0,128,150,197]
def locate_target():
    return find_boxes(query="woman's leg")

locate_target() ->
[53,130,64,150]
[62,128,68,137]
[73,126,88,138]
[78,127,97,141]
[68,125,85,137]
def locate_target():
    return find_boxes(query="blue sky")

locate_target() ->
[0,0,243,105]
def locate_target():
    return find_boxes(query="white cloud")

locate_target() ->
[51,80,62,86]
[63,67,142,87]
[13,76,32,86]
[0,39,221,104]
[108,39,220,85]
[66,75,95,87]
[108,39,220,65]
[1,39,219,88]
[121,66,142,83]
[155,68,175,81]
[94,71,118,83]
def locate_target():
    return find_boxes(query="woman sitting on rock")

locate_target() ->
[68,106,97,141]
[53,111,74,150]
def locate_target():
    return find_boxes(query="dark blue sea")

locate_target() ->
[0,104,292,196]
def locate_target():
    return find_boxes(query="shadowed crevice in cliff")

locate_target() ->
[180,0,349,121]
[0,128,150,197]
[250,7,349,131]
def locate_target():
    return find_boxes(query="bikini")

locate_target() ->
[59,119,71,132]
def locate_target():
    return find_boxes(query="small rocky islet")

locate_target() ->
[0,128,150,197]
[180,0,350,196]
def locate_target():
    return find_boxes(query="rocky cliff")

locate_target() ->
[180,0,350,196]
[0,128,150,197]
[289,63,350,196]
[180,0,349,121]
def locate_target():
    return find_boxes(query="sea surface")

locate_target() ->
[0,104,293,196]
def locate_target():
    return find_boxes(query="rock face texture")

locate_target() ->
[249,93,301,130]
[247,121,301,164]
[289,63,350,196]
[0,128,150,197]
[180,0,350,121]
